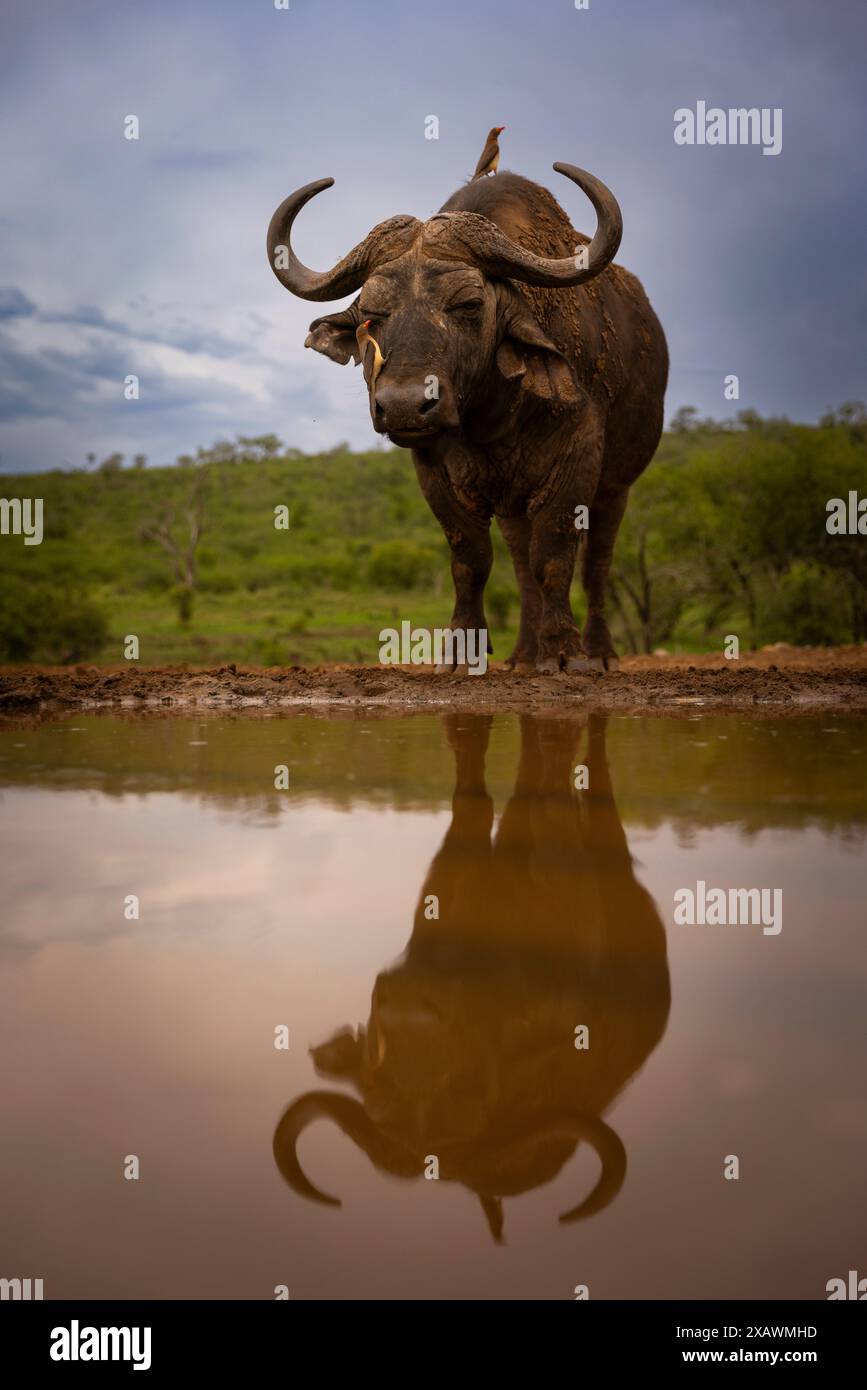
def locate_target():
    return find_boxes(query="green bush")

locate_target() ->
[486,581,516,628]
[0,578,109,662]
[367,539,437,590]
[757,563,852,647]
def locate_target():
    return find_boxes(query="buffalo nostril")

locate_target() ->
[374,399,385,418]
[419,396,439,416]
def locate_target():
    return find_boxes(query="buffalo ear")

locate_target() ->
[304,297,363,365]
[494,284,582,406]
[310,1027,364,1080]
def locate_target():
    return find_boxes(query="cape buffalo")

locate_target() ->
[267,160,668,671]
[273,714,671,1240]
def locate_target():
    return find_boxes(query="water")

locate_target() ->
[1,710,865,1300]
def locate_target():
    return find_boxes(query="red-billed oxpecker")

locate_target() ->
[472,126,505,179]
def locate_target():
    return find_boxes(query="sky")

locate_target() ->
[0,0,865,474]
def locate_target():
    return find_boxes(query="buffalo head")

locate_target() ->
[266,165,622,447]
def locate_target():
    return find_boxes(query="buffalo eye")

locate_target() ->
[446,298,483,314]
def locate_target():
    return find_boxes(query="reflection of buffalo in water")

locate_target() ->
[274,714,670,1239]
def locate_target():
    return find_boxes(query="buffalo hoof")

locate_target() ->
[606,656,620,672]
[435,662,470,676]
[513,661,536,675]
[535,658,562,675]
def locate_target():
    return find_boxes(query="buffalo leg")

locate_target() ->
[581,488,628,668]
[498,515,542,669]
[414,463,493,666]
[528,504,587,672]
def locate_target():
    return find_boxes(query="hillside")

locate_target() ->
[0,409,865,666]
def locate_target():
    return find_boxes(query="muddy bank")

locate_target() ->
[1,646,867,713]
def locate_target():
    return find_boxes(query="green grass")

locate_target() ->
[92,587,521,667]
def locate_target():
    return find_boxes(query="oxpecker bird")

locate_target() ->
[472,125,505,179]
[356,319,386,392]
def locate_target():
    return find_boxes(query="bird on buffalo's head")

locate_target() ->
[473,125,505,179]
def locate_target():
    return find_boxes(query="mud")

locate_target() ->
[1,645,866,714]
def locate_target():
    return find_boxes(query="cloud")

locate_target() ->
[0,285,331,468]
[0,287,37,318]
[42,303,255,360]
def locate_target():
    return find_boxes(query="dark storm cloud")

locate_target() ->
[0,279,329,474]
[0,288,37,319]
[0,324,255,426]
[0,350,64,423]
[42,304,255,360]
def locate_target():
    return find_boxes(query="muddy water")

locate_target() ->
[0,710,865,1301]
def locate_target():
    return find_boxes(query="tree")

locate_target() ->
[668,405,700,433]
[819,400,867,443]
[139,470,209,624]
[608,462,694,651]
